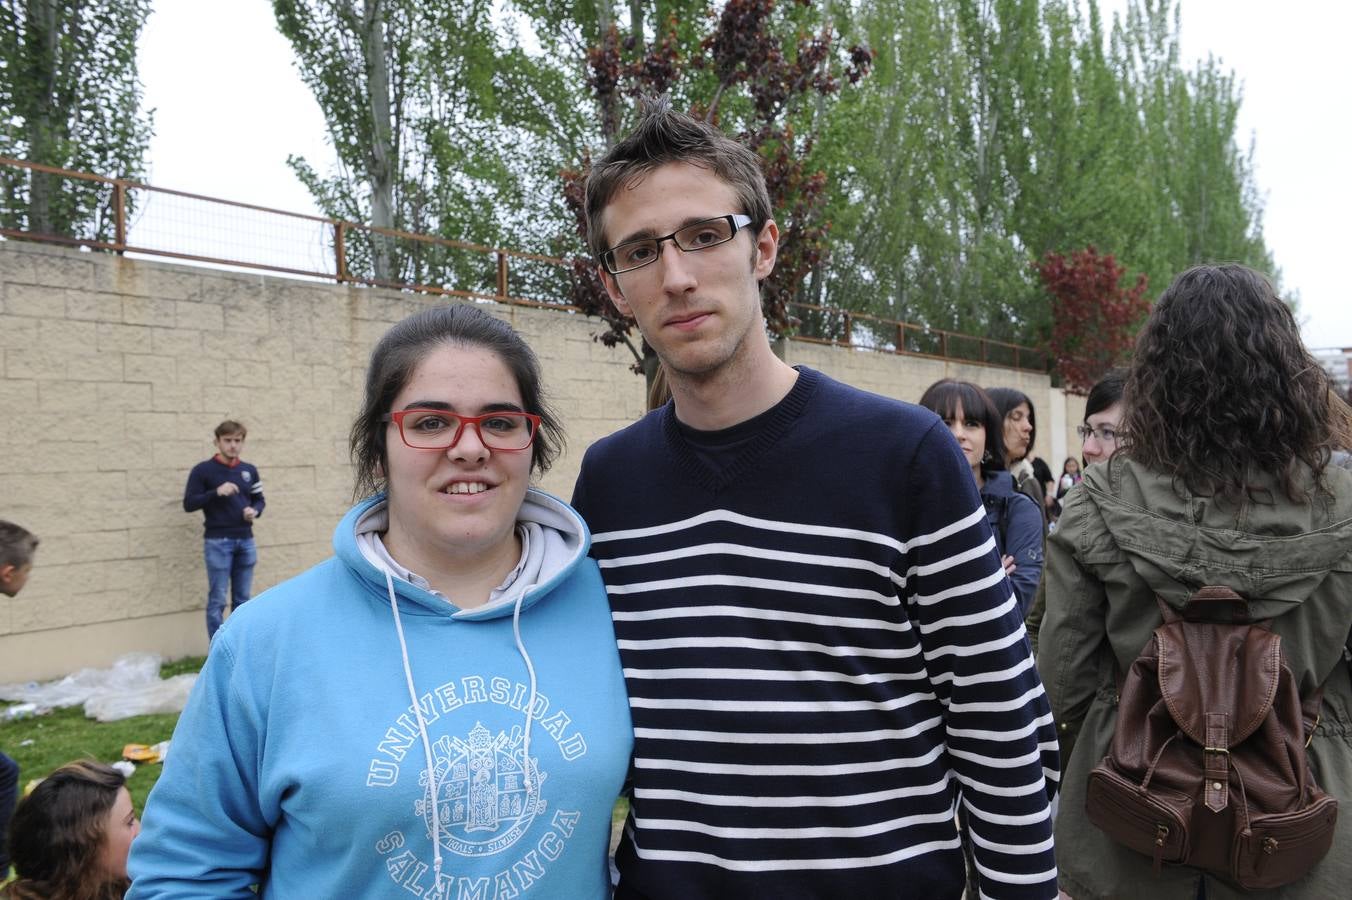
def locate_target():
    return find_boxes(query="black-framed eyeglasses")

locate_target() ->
[1076,424,1120,443]
[383,409,540,451]
[601,214,753,275]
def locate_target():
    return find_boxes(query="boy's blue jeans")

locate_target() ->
[204,537,256,639]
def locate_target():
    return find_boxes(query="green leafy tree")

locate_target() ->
[275,0,1273,361]
[0,0,153,241]
[823,0,1273,351]
[274,0,586,291]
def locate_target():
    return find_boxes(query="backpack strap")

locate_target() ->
[1204,712,1230,812]
[1182,585,1252,623]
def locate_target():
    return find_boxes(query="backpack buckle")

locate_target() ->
[1205,714,1230,812]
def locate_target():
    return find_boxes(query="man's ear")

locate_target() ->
[752,218,780,282]
[0,564,13,588]
[599,265,634,318]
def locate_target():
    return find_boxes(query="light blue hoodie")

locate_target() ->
[129,490,632,899]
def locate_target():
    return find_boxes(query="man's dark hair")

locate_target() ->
[1085,369,1127,421]
[350,303,564,500]
[0,519,38,569]
[584,95,772,259]
[918,379,1008,477]
[214,420,247,439]
[1123,264,1349,505]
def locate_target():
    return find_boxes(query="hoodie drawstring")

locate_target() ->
[386,572,443,886]
[513,588,539,790]
[385,569,542,885]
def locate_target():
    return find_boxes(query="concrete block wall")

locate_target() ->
[0,241,1062,681]
[787,341,1062,466]
[0,242,647,681]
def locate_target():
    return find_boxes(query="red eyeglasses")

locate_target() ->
[383,409,540,451]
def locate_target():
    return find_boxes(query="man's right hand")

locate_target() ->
[216,482,240,497]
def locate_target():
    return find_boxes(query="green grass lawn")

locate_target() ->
[1,656,205,814]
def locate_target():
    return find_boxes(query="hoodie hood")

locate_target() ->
[1077,455,1352,617]
[333,487,589,620]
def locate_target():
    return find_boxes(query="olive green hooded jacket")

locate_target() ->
[1040,455,1352,900]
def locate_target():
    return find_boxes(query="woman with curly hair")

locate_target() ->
[2,760,139,900]
[1039,264,1352,899]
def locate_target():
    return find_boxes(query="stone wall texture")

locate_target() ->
[0,241,1070,681]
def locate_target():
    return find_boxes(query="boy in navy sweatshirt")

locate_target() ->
[183,420,264,639]
[1,519,38,880]
[573,98,1059,900]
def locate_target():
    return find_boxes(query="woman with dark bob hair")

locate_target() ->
[918,379,1043,616]
[129,304,632,899]
[3,760,139,900]
[986,387,1049,529]
[1040,265,1352,899]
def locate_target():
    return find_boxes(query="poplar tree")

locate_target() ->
[0,0,153,241]
[273,0,581,288]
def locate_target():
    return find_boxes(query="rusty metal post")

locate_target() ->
[334,223,348,282]
[113,182,126,251]
[896,323,904,354]
[941,331,948,359]
[496,252,508,299]
[842,312,852,346]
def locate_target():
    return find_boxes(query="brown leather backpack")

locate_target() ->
[1084,585,1338,891]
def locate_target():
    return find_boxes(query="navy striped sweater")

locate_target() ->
[572,367,1059,900]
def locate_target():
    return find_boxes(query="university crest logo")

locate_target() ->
[416,721,547,857]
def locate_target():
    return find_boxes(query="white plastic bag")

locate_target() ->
[0,652,197,722]
[84,674,197,722]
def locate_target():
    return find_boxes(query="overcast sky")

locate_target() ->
[136,0,1352,349]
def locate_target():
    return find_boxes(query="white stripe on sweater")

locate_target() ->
[618,635,919,659]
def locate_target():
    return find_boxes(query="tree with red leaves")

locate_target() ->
[1035,246,1151,394]
[558,0,871,379]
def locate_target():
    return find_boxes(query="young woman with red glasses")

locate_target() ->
[129,305,631,900]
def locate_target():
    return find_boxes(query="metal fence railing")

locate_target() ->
[0,157,1046,372]
[788,302,1048,372]
[0,156,573,309]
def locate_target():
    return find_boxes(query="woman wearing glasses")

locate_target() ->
[129,305,632,899]
[1077,368,1126,467]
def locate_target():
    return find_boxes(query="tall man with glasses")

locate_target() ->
[572,97,1058,900]
[184,420,265,639]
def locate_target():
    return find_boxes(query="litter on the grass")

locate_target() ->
[0,653,197,722]
[123,740,171,764]
[0,702,45,722]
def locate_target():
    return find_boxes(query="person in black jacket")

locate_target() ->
[183,420,264,639]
